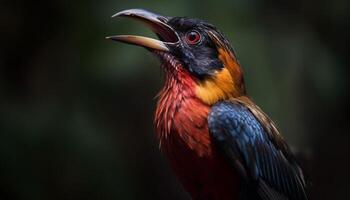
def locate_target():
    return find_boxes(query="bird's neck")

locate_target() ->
[154,67,206,142]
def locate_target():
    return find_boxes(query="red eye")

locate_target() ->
[185,30,201,45]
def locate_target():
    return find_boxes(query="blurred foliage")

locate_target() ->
[0,0,349,199]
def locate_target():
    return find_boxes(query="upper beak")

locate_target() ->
[106,9,179,52]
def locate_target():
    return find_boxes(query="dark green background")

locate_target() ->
[1,0,349,199]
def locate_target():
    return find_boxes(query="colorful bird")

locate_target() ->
[107,9,308,200]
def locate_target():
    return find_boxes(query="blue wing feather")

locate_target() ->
[208,101,308,200]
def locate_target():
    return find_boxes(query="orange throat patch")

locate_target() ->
[196,48,245,105]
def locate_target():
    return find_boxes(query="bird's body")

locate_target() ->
[108,9,308,200]
[155,63,240,200]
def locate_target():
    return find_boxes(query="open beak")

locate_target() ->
[106,9,179,52]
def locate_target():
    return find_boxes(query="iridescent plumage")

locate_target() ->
[108,9,308,200]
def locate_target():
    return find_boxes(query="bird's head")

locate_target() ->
[107,9,246,105]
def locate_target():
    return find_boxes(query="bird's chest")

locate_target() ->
[155,94,240,200]
[155,93,212,157]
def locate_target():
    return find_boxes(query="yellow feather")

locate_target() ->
[195,48,244,105]
[196,68,234,105]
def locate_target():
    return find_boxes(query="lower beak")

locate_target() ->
[106,9,178,52]
[106,35,169,51]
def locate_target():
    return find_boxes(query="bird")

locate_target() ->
[107,9,308,200]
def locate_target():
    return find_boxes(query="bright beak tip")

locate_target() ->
[111,12,120,18]
[105,36,120,42]
[105,36,114,41]
[111,10,126,18]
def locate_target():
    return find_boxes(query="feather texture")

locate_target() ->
[208,99,308,200]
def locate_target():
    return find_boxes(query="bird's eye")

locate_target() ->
[185,30,201,45]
